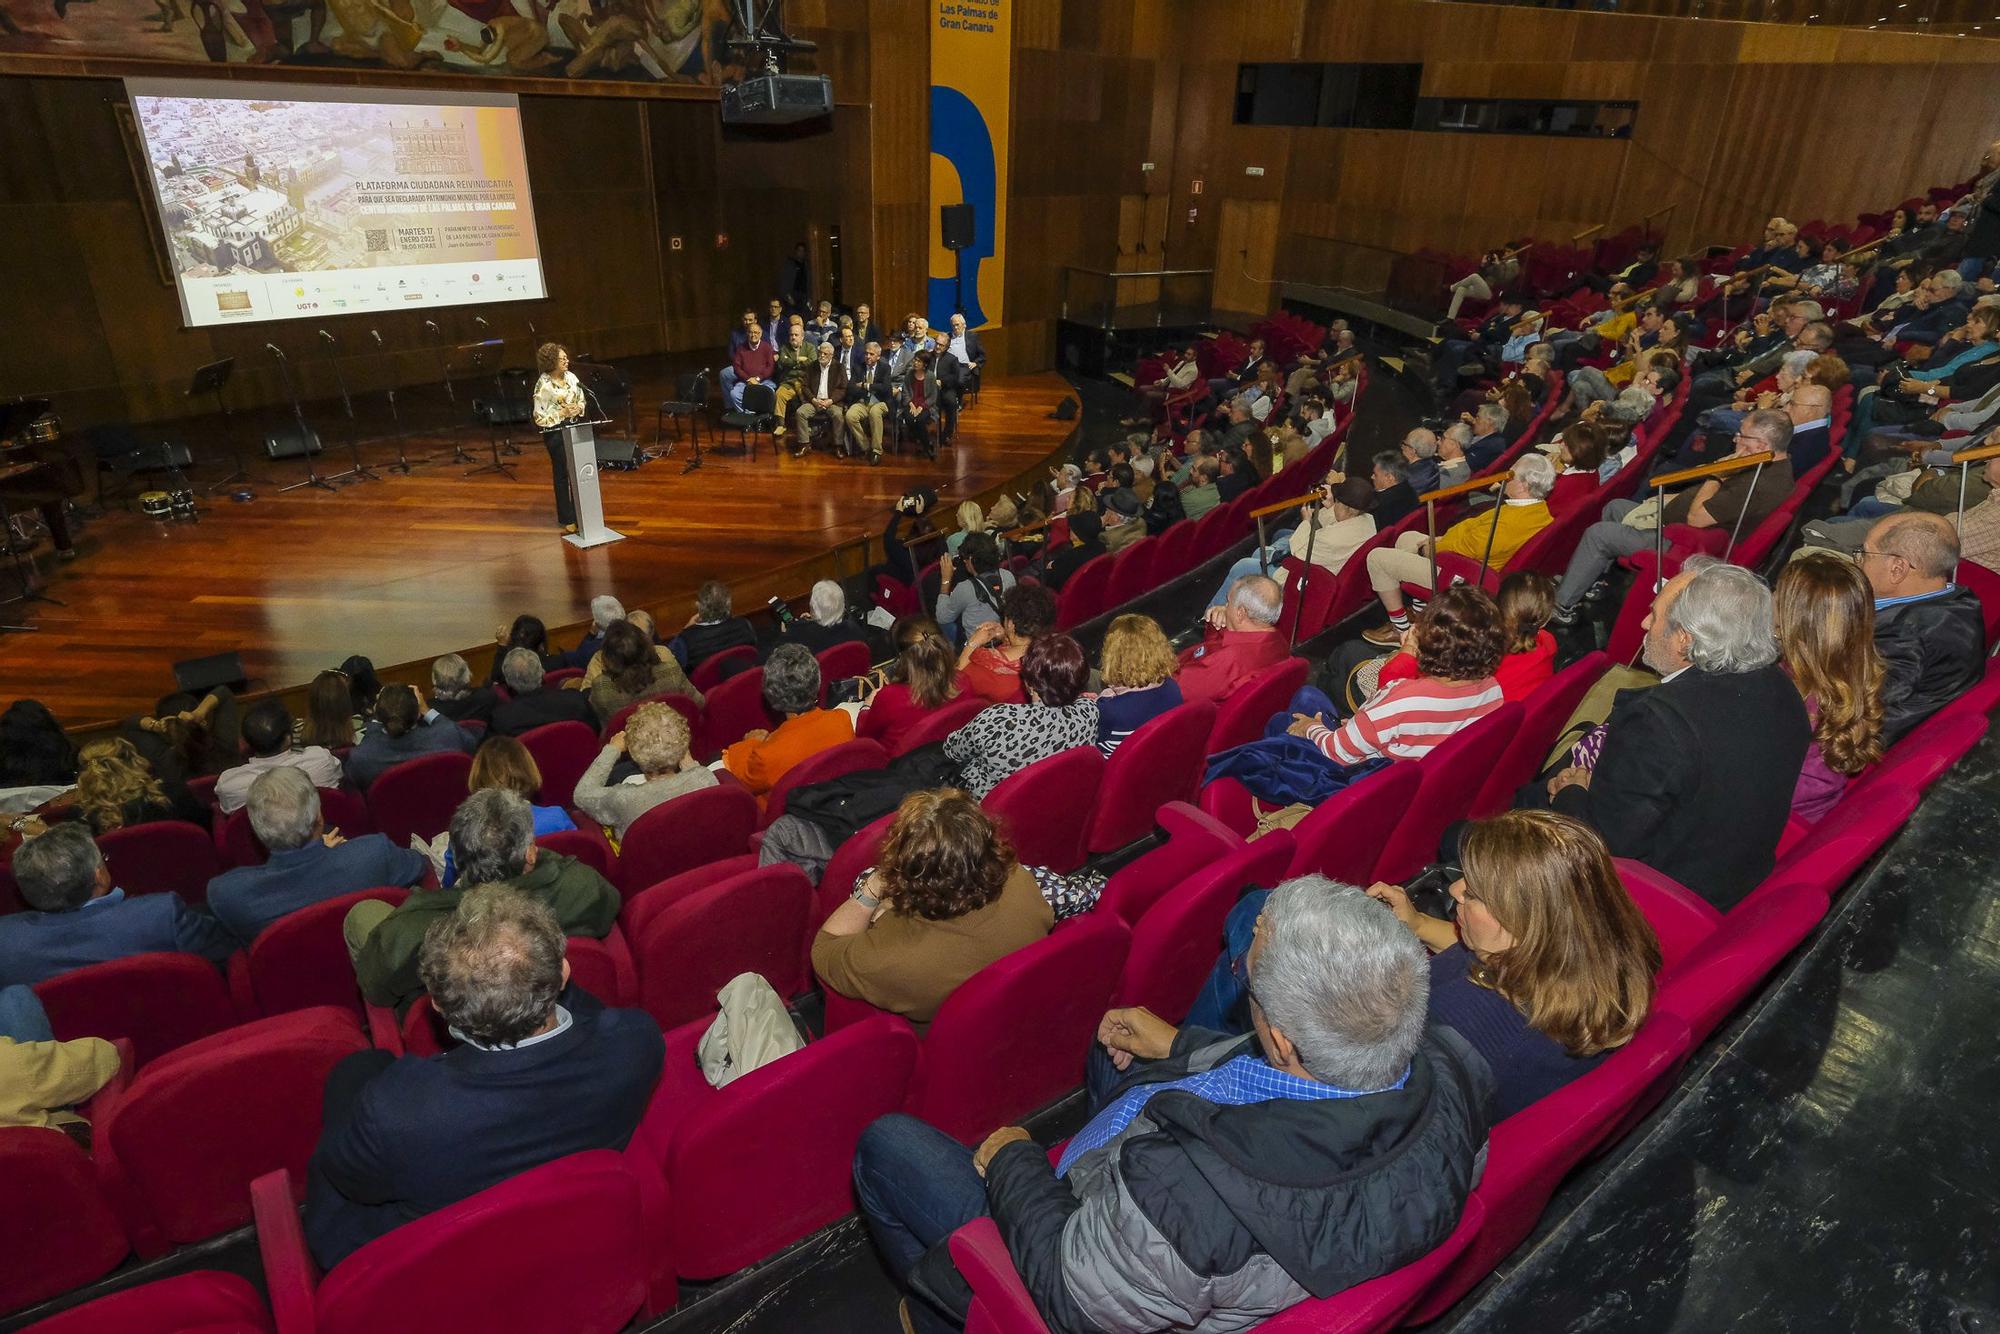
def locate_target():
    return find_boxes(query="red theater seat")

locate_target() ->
[517,720,599,810]
[98,821,220,905]
[0,1127,130,1317]
[366,752,474,848]
[611,781,760,901]
[980,746,1103,873]
[227,887,410,1019]
[22,1272,272,1333]
[36,951,241,1067]
[1085,701,1217,854]
[627,864,812,1032]
[1113,831,1295,1023]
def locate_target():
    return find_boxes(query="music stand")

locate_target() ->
[268,344,336,495]
[461,340,517,478]
[188,358,254,494]
[319,332,379,485]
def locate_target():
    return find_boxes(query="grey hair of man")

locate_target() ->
[695,580,733,622]
[1402,428,1439,459]
[809,579,846,625]
[762,643,823,716]
[1510,450,1557,500]
[1797,322,1834,351]
[1473,402,1509,434]
[13,823,104,913]
[1932,269,1965,296]
[1228,573,1284,627]
[418,884,566,1049]
[431,652,474,701]
[1606,387,1655,424]
[589,594,626,632]
[1443,421,1474,449]
[1249,876,1429,1090]
[1666,556,1779,674]
[1874,509,1961,579]
[450,787,537,886]
[501,646,545,695]
[246,765,321,854]
[1740,407,1794,455]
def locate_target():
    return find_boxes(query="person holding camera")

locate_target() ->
[934,532,1014,646]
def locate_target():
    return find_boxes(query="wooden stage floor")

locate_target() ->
[2,364,1080,727]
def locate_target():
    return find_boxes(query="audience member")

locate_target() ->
[572,702,717,841]
[1178,574,1290,705]
[586,620,702,720]
[729,320,776,411]
[0,700,78,797]
[1093,614,1184,754]
[847,341,894,463]
[347,789,620,1013]
[935,532,1015,644]
[942,634,1099,798]
[0,987,119,1131]
[1532,559,1809,910]
[777,580,870,656]
[344,685,480,791]
[426,654,498,726]
[1177,457,1223,520]
[1774,556,1886,823]
[670,580,759,675]
[57,737,206,834]
[853,876,1489,1334]
[721,644,854,795]
[560,595,626,671]
[855,618,965,750]
[490,648,599,738]
[1550,409,1795,624]
[214,698,343,814]
[1360,453,1556,645]
[305,884,663,1268]
[299,669,364,750]
[812,790,1052,1028]
[0,824,233,986]
[1544,423,1608,518]
[1369,450,1421,527]
[956,584,1056,706]
[1213,475,1377,611]
[1357,572,1557,706]
[441,737,577,886]
[1858,511,1986,744]
[1399,428,1443,494]
[1099,487,1147,553]
[485,616,561,687]
[207,768,428,942]
[1368,812,1658,1118]
[1292,585,1507,765]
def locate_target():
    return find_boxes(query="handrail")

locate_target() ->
[1641,202,1677,236]
[1419,474,1505,505]
[1572,222,1606,246]
[1062,266,1216,280]
[1650,450,1774,489]
[1251,491,1320,520]
[1001,517,1051,541]
[1951,440,2000,463]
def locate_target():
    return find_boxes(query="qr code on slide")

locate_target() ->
[365,228,389,253]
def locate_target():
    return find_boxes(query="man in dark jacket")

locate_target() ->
[306,884,663,1267]
[1535,559,1811,910]
[490,649,598,737]
[1043,512,1107,592]
[668,580,760,676]
[852,877,1492,1334]
[1860,511,1987,744]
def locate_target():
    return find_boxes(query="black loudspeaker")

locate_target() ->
[595,436,640,469]
[172,651,249,694]
[264,425,323,459]
[941,204,975,253]
[1051,396,1079,421]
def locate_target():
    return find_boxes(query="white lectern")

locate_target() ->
[556,419,625,550]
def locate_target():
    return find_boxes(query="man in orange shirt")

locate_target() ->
[1176,574,1291,706]
[722,643,855,794]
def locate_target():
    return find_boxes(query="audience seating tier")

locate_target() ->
[20,1270,274,1333]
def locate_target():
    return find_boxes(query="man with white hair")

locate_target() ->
[1176,573,1290,705]
[1549,408,1794,624]
[1361,452,1556,645]
[559,594,625,670]
[1399,427,1442,494]
[853,875,1492,1334]
[491,646,598,736]
[206,767,427,944]
[773,578,872,658]
[1537,558,1809,909]
[1858,510,1986,745]
[1464,401,1512,470]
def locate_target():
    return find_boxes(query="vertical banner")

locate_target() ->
[929,0,1010,331]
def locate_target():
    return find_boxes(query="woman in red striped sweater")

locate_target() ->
[1289,585,1508,766]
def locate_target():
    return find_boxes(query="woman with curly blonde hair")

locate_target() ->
[1093,614,1182,754]
[69,737,205,833]
[1775,554,1885,821]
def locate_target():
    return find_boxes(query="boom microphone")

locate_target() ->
[369,329,385,348]
[318,329,335,345]
[265,342,286,358]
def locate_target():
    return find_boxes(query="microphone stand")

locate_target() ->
[429,321,476,466]
[371,329,417,474]
[269,344,336,494]
[319,331,378,484]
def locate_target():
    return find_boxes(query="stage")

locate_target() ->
[2,362,1081,727]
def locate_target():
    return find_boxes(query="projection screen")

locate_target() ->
[124,79,546,329]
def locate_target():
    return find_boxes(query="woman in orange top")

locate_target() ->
[721,643,855,795]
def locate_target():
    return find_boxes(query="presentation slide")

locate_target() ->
[124,79,546,329]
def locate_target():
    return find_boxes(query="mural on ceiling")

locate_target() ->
[0,0,746,83]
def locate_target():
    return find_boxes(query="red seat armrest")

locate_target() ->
[252,1168,320,1334]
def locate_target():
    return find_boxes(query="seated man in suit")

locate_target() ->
[0,824,234,987]
[945,313,986,399]
[206,768,428,945]
[214,698,344,814]
[1463,402,1513,472]
[772,580,872,659]
[1859,511,1987,745]
[346,789,621,1014]
[490,649,599,738]
[792,338,850,458]
[1529,558,1809,910]
[305,884,663,1268]
[427,653,500,726]
[845,341,895,464]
